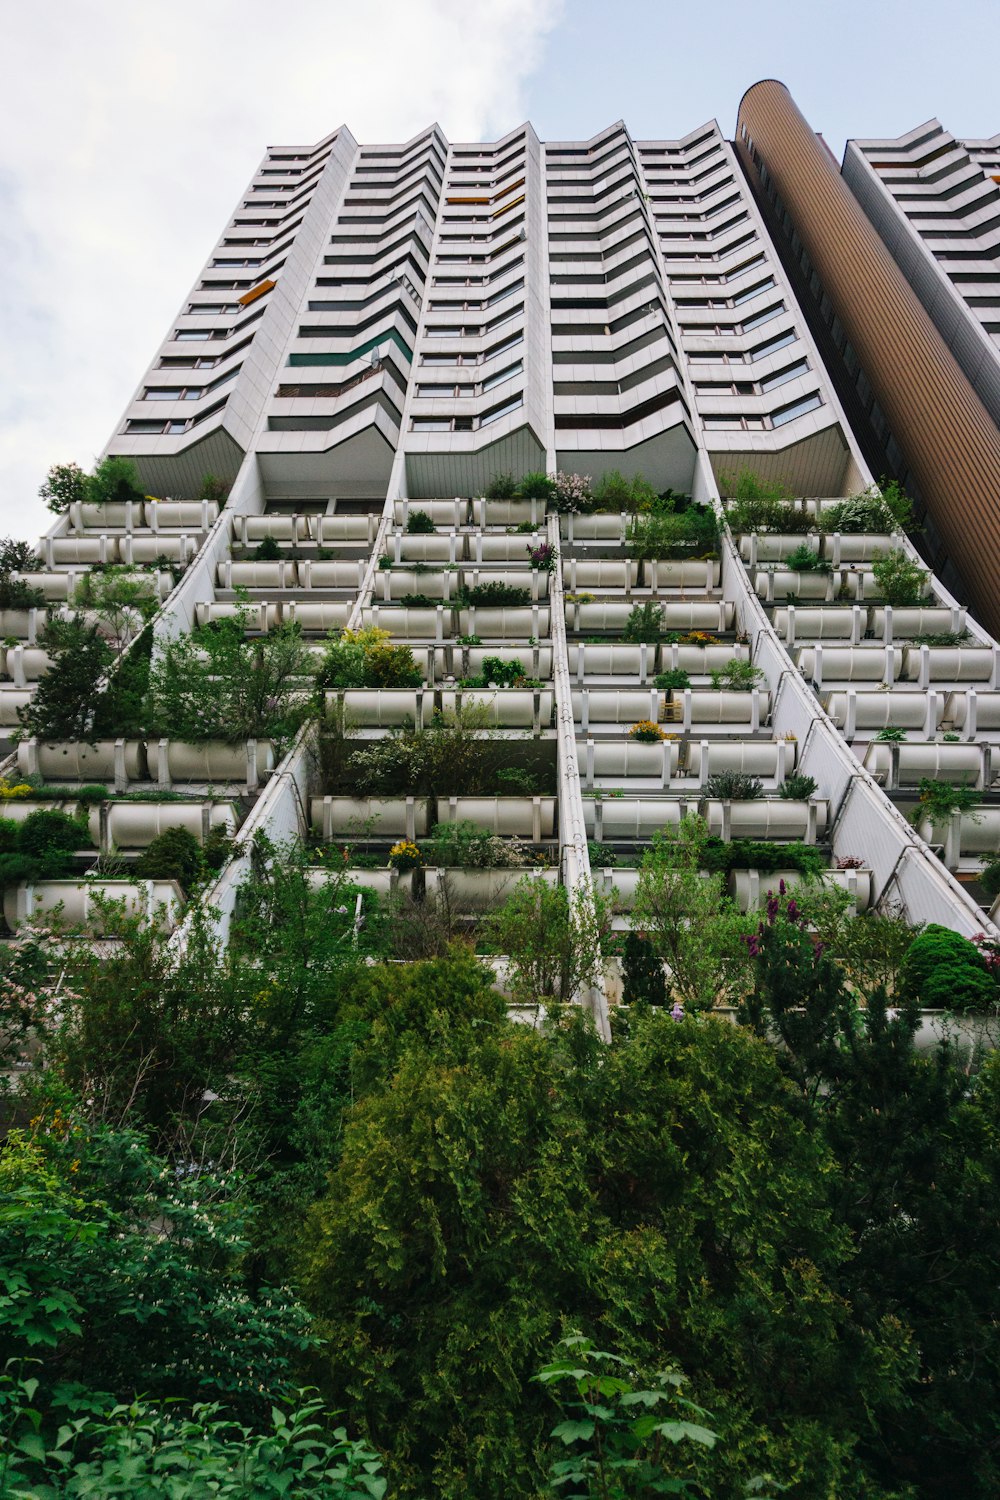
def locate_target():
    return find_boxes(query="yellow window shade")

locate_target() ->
[239,278,276,306]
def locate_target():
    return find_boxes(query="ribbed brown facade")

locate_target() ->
[736,80,1000,637]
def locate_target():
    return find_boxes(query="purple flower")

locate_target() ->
[670,1002,685,1021]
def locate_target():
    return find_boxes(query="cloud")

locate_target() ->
[0,0,563,540]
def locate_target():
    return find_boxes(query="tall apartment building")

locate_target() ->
[3,92,999,1024]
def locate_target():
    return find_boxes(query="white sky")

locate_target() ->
[0,0,564,540]
[1,0,995,543]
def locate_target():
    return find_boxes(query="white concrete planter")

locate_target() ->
[0,690,32,727]
[685,739,796,781]
[310,796,430,840]
[12,572,76,601]
[318,513,380,544]
[104,801,236,850]
[0,609,39,640]
[0,800,100,844]
[439,687,553,730]
[150,500,219,530]
[196,601,282,632]
[381,569,450,601]
[19,739,146,783]
[582,797,684,840]
[457,606,550,639]
[305,865,397,898]
[571,600,729,633]
[862,741,982,788]
[824,689,929,732]
[4,879,183,933]
[326,689,430,728]
[473,535,543,562]
[796,645,902,685]
[124,534,194,565]
[703,799,828,840]
[455,645,552,680]
[219,561,298,589]
[564,559,638,592]
[283,601,351,633]
[147,739,274,786]
[423,864,556,911]
[435,796,556,838]
[302,560,367,589]
[577,739,680,788]
[238,514,309,544]
[395,499,467,529]
[774,606,856,643]
[395,535,457,563]
[49,536,120,565]
[648,559,721,590]
[727,866,872,911]
[473,498,545,527]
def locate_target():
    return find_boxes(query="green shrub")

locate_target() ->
[516,471,556,501]
[981,857,1000,901]
[134,826,204,889]
[627,508,717,558]
[622,601,664,643]
[876,726,906,742]
[871,548,925,606]
[709,658,766,691]
[39,461,88,514]
[821,492,895,534]
[655,669,691,693]
[779,773,818,800]
[0,807,87,885]
[0,575,45,610]
[915,778,980,822]
[496,766,540,795]
[17,616,114,742]
[317,626,422,690]
[704,772,764,801]
[701,837,826,876]
[200,473,230,504]
[88,455,145,506]
[484,472,517,499]
[587,840,618,868]
[619,931,666,1006]
[405,509,436,534]
[427,820,529,870]
[785,544,830,573]
[456,582,531,607]
[899,923,998,1012]
[252,534,283,560]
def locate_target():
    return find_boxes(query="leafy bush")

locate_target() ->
[0,807,87,885]
[655,668,691,693]
[876,726,906,742]
[16,616,114,742]
[627,507,717,558]
[427,820,529,869]
[722,469,798,532]
[516,471,556,501]
[899,923,998,1012]
[200,473,230,505]
[916,778,981,822]
[709,658,766,691]
[149,610,311,744]
[456,581,531,606]
[552,472,592,513]
[0,537,36,574]
[619,931,666,1007]
[406,509,436,534]
[496,766,540,795]
[317,626,422,690]
[704,772,764,800]
[587,840,618,868]
[629,719,667,743]
[253,533,283,560]
[981,857,1000,901]
[0,574,45,609]
[785,544,831,573]
[88,454,144,506]
[622,601,664,643]
[701,836,826,876]
[134,826,205,889]
[343,704,496,796]
[821,491,895,534]
[871,548,926,606]
[527,541,557,571]
[484,877,610,1004]
[591,469,660,513]
[779,773,818,800]
[465,655,530,688]
[38,461,87,514]
[484,472,517,499]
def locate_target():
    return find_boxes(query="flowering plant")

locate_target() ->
[552,472,592,514]
[0,779,34,799]
[388,839,422,871]
[527,542,557,572]
[628,720,667,743]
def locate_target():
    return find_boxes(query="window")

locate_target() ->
[760,360,808,393]
[143,386,203,401]
[479,392,523,425]
[125,419,168,434]
[174,331,213,341]
[741,303,784,333]
[771,393,822,426]
[411,417,452,432]
[749,329,795,361]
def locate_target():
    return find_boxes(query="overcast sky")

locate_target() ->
[1,0,996,541]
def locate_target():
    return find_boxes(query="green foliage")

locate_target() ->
[484,471,518,499]
[17,616,114,742]
[536,1335,719,1498]
[317,626,422,690]
[426,820,529,869]
[784,544,830,574]
[871,548,925,606]
[915,777,981,821]
[496,765,541,794]
[0,573,46,610]
[0,536,37,575]
[700,837,826,878]
[484,877,610,1005]
[0,1118,313,1406]
[39,460,89,514]
[587,841,619,868]
[654,668,691,693]
[517,471,558,501]
[722,470,803,533]
[710,658,766,691]
[405,508,436,534]
[253,533,284,560]
[200,473,230,504]
[0,807,87,885]
[88,454,145,506]
[552,472,593,513]
[778,773,818,800]
[622,601,664,643]
[981,857,1000,901]
[0,1377,387,1499]
[875,726,906,742]
[704,772,764,801]
[626,506,717,558]
[133,826,205,889]
[899,923,998,1013]
[456,580,532,606]
[821,491,895,534]
[620,931,666,1007]
[149,610,311,744]
[465,654,532,688]
[341,704,496,796]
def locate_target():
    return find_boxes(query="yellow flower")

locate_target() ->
[628,720,667,743]
[0,779,34,799]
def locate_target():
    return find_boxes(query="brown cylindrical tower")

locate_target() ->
[736,79,1000,636]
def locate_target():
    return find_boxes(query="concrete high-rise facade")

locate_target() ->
[3,92,999,1023]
